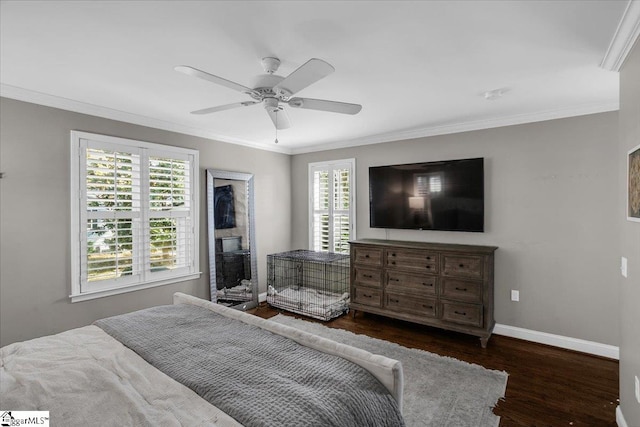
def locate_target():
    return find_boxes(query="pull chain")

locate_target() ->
[275,110,279,144]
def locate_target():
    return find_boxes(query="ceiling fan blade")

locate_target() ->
[175,65,259,97]
[190,101,259,115]
[266,107,291,130]
[288,97,362,115]
[272,58,335,97]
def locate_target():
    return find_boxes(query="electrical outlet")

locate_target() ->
[511,290,520,302]
[635,375,639,404]
[621,257,628,278]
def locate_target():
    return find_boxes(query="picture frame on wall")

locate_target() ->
[628,142,640,222]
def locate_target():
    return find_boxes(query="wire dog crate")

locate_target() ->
[267,250,350,321]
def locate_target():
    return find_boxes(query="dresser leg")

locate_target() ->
[480,336,489,348]
[352,309,357,319]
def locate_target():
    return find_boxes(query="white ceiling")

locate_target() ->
[0,1,630,154]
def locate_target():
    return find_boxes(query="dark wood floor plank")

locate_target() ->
[249,305,619,427]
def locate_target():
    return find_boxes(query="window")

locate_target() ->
[309,159,355,254]
[70,131,199,302]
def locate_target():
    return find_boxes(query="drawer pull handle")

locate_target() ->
[454,311,467,316]
[363,274,373,279]
[391,261,396,265]
[423,305,433,309]
[425,265,431,269]
[389,298,399,303]
[391,278,400,282]
[363,294,372,298]
[459,264,465,268]
[455,287,468,292]
[422,282,432,286]
[391,253,396,257]
[365,254,370,258]
[426,256,431,260]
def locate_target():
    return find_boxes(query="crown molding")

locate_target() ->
[1,84,618,157]
[601,0,640,71]
[289,101,619,155]
[0,84,292,155]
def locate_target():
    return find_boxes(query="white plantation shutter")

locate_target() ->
[309,159,355,254]
[313,169,330,251]
[333,167,351,253]
[82,145,141,291]
[71,132,199,301]
[148,154,193,275]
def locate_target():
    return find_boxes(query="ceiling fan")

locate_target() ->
[175,57,362,132]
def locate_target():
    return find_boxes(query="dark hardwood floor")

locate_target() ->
[249,304,619,427]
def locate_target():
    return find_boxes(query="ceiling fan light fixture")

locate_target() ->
[264,97,280,112]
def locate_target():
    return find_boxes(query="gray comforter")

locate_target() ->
[95,304,404,427]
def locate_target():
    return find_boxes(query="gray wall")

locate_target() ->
[0,98,291,347]
[291,112,619,346]
[618,40,640,426]
[0,95,625,359]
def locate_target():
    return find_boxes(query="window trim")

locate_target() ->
[308,158,356,253]
[70,131,200,302]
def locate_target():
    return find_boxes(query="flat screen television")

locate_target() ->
[369,157,484,232]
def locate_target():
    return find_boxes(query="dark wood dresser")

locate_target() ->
[349,239,497,347]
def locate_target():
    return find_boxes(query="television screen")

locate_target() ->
[369,157,484,232]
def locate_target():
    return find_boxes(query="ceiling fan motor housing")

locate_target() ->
[249,73,287,101]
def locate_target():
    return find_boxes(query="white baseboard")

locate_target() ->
[493,323,619,360]
[616,406,628,427]
[255,300,618,358]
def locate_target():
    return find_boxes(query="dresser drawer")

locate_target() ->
[441,302,482,327]
[386,292,436,317]
[442,255,483,279]
[386,271,437,296]
[353,287,382,307]
[353,246,383,266]
[386,249,439,273]
[441,278,482,303]
[353,267,382,288]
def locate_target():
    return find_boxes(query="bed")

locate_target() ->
[1,292,404,426]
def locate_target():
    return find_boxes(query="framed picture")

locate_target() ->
[628,143,640,222]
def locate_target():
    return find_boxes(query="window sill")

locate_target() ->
[69,272,202,303]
